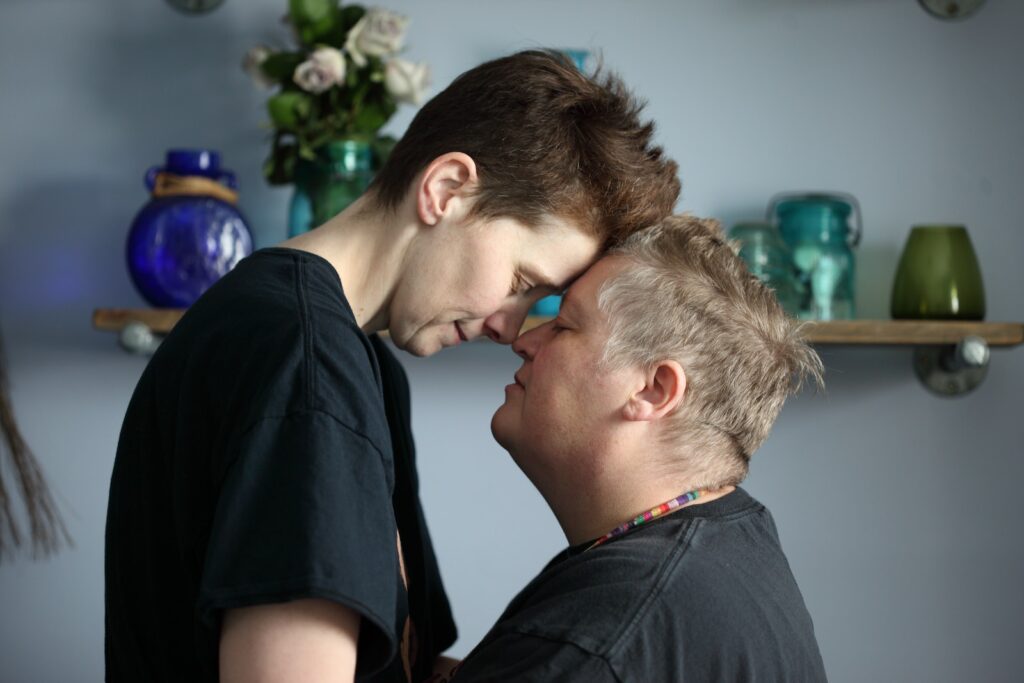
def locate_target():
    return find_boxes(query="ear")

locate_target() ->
[416,152,479,226]
[622,360,687,423]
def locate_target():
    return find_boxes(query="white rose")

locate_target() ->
[345,8,409,68]
[293,47,346,94]
[384,59,430,105]
[242,44,275,88]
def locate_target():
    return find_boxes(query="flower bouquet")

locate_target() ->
[243,1,429,232]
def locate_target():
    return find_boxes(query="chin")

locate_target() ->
[393,330,439,358]
[490,406,516,452]
[404,342,433,358]
[491,413,546,490]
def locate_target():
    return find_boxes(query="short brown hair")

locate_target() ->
[369,50,680,246]
[600,215,824,487]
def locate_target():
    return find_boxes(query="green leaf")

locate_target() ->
[289,0,339,45]
[352,100,390,135]
[267,91,313,131]
[260,52,304,82]
[351,78,371,105]
[339,5,366,32]
[345,60,359,88]
[324,5,365,46]
[263,141,298,185]
[289,0,332,25]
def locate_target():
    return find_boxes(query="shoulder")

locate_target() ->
[610,493,824,680]
[165,247,369,367]
[158,247,390,449]
[454,527,686,682]
[484,515,701,658]
[475,492,824,680]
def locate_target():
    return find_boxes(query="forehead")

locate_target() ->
[561,256,629,315]
[514,215,602,287]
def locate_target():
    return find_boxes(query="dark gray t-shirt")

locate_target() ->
[453,487,826,682]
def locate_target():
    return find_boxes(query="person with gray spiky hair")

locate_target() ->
[453,215,827,682]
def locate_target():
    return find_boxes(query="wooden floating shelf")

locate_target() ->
[93,308,1024,348]
[796,320,1024,347]
[93,308,185,334]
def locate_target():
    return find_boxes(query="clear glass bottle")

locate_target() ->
[728,222,803,317]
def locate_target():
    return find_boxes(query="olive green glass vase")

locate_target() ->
[890,225,985,320]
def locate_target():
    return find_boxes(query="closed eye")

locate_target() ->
[509,271,532,297]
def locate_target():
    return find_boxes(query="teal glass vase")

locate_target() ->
[891,225,985,320]
[288,139,375,237]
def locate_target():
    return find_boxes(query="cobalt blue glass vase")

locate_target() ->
[126,149,253,307]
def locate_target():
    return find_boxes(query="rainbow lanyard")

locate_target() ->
[586,489,707,551]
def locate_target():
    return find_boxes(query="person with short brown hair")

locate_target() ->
[453,215,826,682]
[371,50,679,249]
[105,50,679,682]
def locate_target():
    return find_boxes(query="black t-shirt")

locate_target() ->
[105,247,455,682]
[453,488,826,682]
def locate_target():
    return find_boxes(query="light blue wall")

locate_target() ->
[2,1,1022,681]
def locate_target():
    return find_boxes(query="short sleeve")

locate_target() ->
[197,409,400,677]
[453,633,619,683]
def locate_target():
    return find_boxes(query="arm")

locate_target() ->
[220,598,360,683]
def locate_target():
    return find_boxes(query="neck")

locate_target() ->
[278,194,416,332]
[557,482,734,547]
[528,438,735,546]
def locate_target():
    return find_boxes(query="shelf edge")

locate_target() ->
[93,310,1024,348]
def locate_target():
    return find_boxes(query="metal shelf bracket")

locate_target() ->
[912,335,990,396]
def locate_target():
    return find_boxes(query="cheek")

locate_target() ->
[463,287,507,314]
[455,251,513,311]
[525,362,579,418]
[533,358,613,425]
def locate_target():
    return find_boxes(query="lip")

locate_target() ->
[455,321,468,343]
[513,372,525,388]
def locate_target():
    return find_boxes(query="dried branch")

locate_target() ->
[0,334,72,562]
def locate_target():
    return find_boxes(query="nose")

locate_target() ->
[512,320,553,361]
[482,303,532,345]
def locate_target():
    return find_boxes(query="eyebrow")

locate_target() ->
[523,266,562,293]
[558,291,584,318]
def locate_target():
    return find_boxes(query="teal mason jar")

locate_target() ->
[767,192,861,321]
